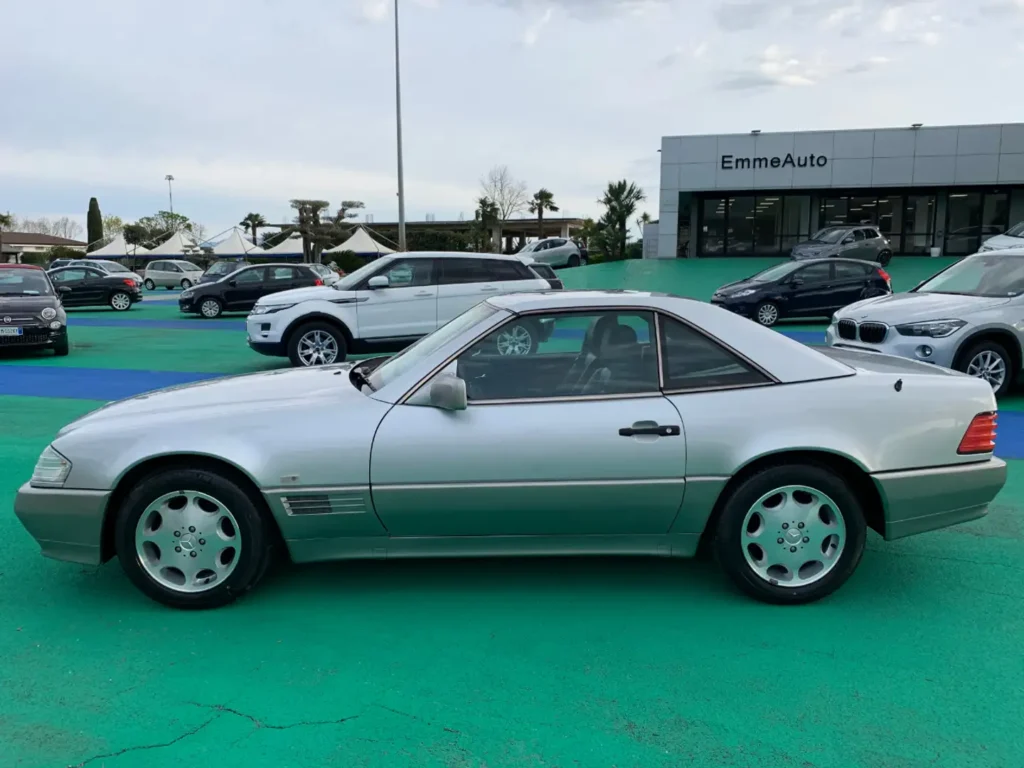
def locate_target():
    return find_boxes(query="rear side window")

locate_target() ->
[269,267,298,281]
[658,316,770,391]
[852,230,866,241]
[484,259,532,281]
[530,264,557,279]
[796,263,832,283]
[439,258,492,284]
[834,262,870,279]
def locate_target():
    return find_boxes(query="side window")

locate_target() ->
[84,268,106,279]
[484,259,531,282]
[834,262,868,279]
[659,316,770,391]
[269,266,298,281]
[551,239,567,248]
[52,269,86,282]
[374,258,434,288]
[865,229,880,240]
[853,229,866,241]
[439,258,490,285]
[796,263,832,283]
[234,268,265,284]
[455,310,659,401]
[167,263,182,273]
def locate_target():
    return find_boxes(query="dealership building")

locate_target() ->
[652,123,1024,259]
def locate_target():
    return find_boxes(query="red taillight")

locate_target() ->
[877,267,890,283]
[314,278,323,286]
[123,278,136,287]
[958,412,997,455]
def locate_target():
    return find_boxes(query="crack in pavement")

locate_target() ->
[69,716,218,768]
[188,702,360,731]
[375,704,461,734]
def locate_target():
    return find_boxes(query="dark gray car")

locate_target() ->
[791,226,893,266]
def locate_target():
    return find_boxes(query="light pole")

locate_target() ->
[165,174,175,214]
[394,0,407,251]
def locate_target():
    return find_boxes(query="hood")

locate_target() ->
[837,292,1011,323]
[255,285,348,305]
[980,234,1024,251]
[792,241,834,256]
[58,363,362,436]
[0,294,61,313]
[714,278,762,296]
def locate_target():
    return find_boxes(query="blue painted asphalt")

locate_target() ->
[67,316,249,331]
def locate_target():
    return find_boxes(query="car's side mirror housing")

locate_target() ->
[842,237,854,245]
[58,285,71,293]
[429,373,467,411]
[367,275,390,289]
[790,277,804,287]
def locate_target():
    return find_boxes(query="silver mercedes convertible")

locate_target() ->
[15,291,1006,609]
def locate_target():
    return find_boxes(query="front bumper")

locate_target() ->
[0,324,67,350]
[246,314,287,347]
[178,296,198,313]
[14,482,111,565]
[872,458,1007,540]
[711,298,757,317]
[825,322,960,368]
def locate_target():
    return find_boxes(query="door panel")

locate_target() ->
[356,258,438,338]
[370,397,686,537]
[223,267,266,309]
[436,258,498,324]
[831,263,871,309]
[787,263,834,316]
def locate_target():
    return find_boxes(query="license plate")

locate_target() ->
[0,327,23,336]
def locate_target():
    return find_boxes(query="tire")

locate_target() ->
[493,319,538,356]
[877,250,892,267]
[956,340,1014,397]
[114,466,274,609]
[567,254,581,268]
[144,279,156,291]
[755,301,780,327]
[199,297,223,319]
[714,463,867,605]
[110,291,132,312]
[287,321,348,367]
[53,335,69,356]
[181,278,193,289]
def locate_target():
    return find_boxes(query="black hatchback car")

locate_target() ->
[0,264,69,356]
[179,263,323,318]
[711,258,891,327]
[47,265,143,311]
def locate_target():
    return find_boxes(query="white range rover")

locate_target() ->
[246,251,563,366]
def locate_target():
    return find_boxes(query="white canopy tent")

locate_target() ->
[211,228,265,258]
[323,227,395,256]
[261,234,305,258]
[87,234,149,258]
[147,231,200,257]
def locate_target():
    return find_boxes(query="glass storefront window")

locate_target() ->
[820,197,848,226]
[904,195,936,255]
[780,196,810,254]
[726,197,755,255]
[877,196,903,253]
[698,194,811,256]
[702,197,726,255]
[983,192,1009,233]
[848,196,876,225]
[945,192,982,255]
[677,193,692,258]
[753,197,782,255]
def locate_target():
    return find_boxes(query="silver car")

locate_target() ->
[15,291,1004,609]
[143,259,205,290]
[827,248,1024,396]
[517,237,584,268]
[791,226,893,266]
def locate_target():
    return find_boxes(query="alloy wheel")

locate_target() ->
[967,350,1007,391]
[111,293,131,311]
[297,330,339,366]
[200,299,221,318]
[740,484,846,587]
[757,304,779,326]
[134,490,241,594]
[496,324,533,355]
[182,279,193,289]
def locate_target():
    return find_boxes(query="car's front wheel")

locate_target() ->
[958,340,1014,397]
[288,322,347,367]
[199,298,223,318]
[493,320,537,356]
[181,278,193,289]
[53,335,69,356]
[714,463,867,604]
[110,291,132,312]
[144,279,156,291]
[755,301,780,327]
[114,467,275,609]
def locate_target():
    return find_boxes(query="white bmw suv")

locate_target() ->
[246,251,562,366]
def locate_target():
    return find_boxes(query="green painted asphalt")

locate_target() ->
[3,257,1024,767]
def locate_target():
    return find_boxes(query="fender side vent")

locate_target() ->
[281,492,366,516]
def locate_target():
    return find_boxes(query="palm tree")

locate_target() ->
[598,181,646,261]
[239,213,267,246]
[528,188,559,241]
[474,197,500,252]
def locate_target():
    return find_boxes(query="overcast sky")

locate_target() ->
[2,0,1022,238]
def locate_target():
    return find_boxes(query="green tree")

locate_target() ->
[102,215,124,241]
[528,188,559,241]
[239,213,268,246]
[124,211,194,247]
[597,180,646,262]
[335,200,365,222]
[86,198,103,251]
[472,196,500,252]
[289,199,332,262]
[0,212,11,263]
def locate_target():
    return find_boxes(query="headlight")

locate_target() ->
[40,307,57,320]
[731,289,756,298]
[180,289,194,299]
[895,319,966,338]
[31,445,72,488]
[251,304,294,315]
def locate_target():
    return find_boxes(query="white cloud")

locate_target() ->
[359,0,389,22]
[879,6,901,32]
[522,7,554,46]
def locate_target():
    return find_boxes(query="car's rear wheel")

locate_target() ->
[288,322,347,367]
[714,463,867,604]
[114,467,275,609]
[110,291,132,312]
[199,298,223,318]
[53,335,69,356]
[958,340,1013,397]
[144,278,156,291]
[181,278,193,289]
[567,254,581,268]
[755,301,780,327]
[494,320,537,356]
[877,250,892,267]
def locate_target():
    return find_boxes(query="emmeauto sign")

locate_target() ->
[721,153,828,170]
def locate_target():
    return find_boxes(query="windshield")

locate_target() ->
[749,262,798,282]
[366,301,501,391]
[518,241,538,254]
[334,256,392,290]
[94,261,130,273]
[0,270,54,296]
[809,228,846,244]
[1003,223,1024,238]
[207,261,243,276]
[180,262,203,271]
[916,253,1024,297]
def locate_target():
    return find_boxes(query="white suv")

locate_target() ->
[246,251,561,366]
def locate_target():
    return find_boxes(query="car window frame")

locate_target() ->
[483,258,533,282]
[51,267,89,282]
[230,266,266,285]
[794,262,833,284]
[354,257,436,290]
[267,265,299,282]
[833,261,869,280]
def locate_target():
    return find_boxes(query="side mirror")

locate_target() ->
[790,277,804,287]
[842,237,854,245]
[367,275,389,289]
[429,373,467,411]
[228,279,237,287]
[58,285,71,293]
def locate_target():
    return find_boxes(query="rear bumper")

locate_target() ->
[14,482,110,565]
[872,458,1007,540]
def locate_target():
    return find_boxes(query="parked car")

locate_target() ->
[179,263,323,318]
[712,258,891,327]
[246,252,557,366]
[47,265,143,311]
[0,264,68,356]
[143,259,205,290]
[791,226,893,266]
[517,237,584,268]
[14,290,1005,609]
[978,222,1024,253]
[48,258,76,270]
[199,260,251,284]
[69,258,144,284]
[828,248,1024,396]
[307,262,341,287]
